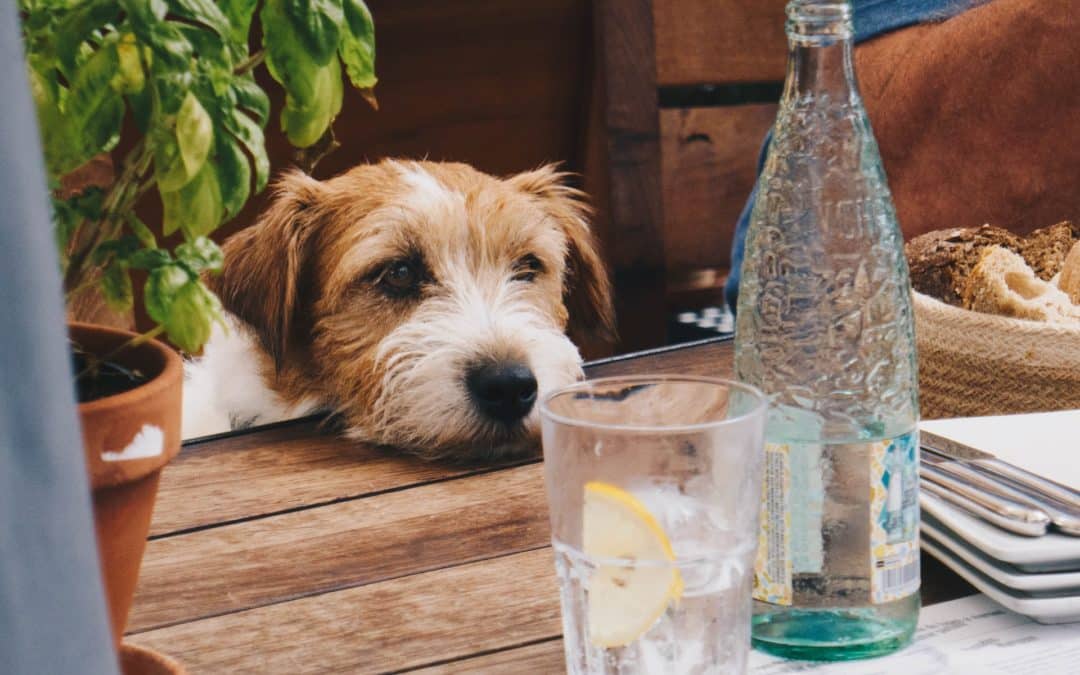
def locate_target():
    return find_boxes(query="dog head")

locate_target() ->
[213,160,614,460]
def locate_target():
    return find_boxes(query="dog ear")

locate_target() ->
[510,165,617,349]
[210,170,324,369]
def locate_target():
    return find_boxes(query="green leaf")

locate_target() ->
[71,187,106,220]
[129,248,172,270]
[92,236,141,265]
[166,0,231,40]
[55,0,121,79]
[160,161,223,238]
[125,213,158,248]
[262,0,320,104]
[127,75,153,131]
[122,0,193,71]
[219,0,259,45]
[111,32,145,94]
[280,57,343,148]
[52,198,80,267]
[163,280,222,352]
[176,236,224,273]
[154,129,191,192]
[52,187,105,267]
[223,109,269,192]
[101,259,134,312]
[340,0,376,90]
[230,76,270,126]
[283,0,344,66]
[145,264,192,324]
[176,91,213,179]
[26,62,59,111]
[153,69,197,117]
[214,133,252,219]
[54,42,124,174]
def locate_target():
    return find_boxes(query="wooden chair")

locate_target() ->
[584,0,787,352]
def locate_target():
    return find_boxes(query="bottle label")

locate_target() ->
[753,443,794,605]
[752,432,920,606]
[870,431,921,603]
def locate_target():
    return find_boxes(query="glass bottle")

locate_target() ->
[734,0,920,661]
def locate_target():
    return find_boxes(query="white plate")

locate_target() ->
[921,536,1080,624]
[922,522,1080,594]
[921,411,1080,489]
[920,489,1080,573]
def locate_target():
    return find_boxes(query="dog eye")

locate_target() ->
[512,254,544,282]
[379,260,423,295]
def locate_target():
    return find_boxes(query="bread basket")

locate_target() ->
[913,290,1080,418]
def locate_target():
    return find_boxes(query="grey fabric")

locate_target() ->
[0,3,118,674]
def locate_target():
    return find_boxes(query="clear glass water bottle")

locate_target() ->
[734,0,920,661]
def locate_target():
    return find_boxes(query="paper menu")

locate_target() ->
[750,595,1080,674]
[920,409,1080,490]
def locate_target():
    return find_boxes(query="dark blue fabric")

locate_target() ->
[724,0,984,311]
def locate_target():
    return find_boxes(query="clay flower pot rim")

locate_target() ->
[71,321,183,415]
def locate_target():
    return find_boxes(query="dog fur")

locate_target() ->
[182,160,614,460]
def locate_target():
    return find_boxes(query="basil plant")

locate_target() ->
[20,0,376,352]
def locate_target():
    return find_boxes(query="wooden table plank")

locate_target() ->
[131,463,550,633]
[154,339,733,539]
[128,549,562,674]
[154,421,525,537]
[588,337,734,379]
[132,337,977,674]
[407,639,564,674]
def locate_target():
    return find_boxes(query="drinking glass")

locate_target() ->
[540,375,768,675]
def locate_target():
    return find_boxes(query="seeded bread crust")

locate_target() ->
[905,225,1022,306]
[1020,221,1080,281]
[906,221,1078,307]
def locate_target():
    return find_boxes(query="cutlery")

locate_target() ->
[923,451,1080,536]
[919,463,1050,536]
[921,430,1080,510]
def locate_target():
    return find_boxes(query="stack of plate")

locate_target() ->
[919,411,1080,624]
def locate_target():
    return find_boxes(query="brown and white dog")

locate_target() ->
[182,160,614,460]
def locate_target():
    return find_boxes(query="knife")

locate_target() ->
[918,463,1050,536]
[920,430,1080,510]
[919,476,1048,537]
[922,451,1080,536]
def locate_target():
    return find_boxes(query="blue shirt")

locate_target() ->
[724,0,984,310]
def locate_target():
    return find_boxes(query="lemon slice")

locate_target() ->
[583,481,683,648]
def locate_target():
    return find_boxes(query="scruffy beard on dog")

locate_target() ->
[182,160,615,460]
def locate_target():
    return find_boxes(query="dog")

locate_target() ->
[182,160,614,460]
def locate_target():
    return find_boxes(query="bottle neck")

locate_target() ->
[781,1,858,104]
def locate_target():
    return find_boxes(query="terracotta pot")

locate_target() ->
[70,322,183,652]
[119,642,187,675]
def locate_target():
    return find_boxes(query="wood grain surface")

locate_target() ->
[210,0,593,245]
[588,337,735,379]
[654,0,789,86]
[586,0,669,351]
[150,421,528,537]
[661,105,778,273]
[129,549,562,674]
[133,339,975,673]
[131,464,549,633]
[408,638,565,674]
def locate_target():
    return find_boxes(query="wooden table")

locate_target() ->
[126,338,975,673]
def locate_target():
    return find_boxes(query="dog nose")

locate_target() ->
[466,362,538,423]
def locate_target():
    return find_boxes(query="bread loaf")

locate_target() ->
[905,225,1022,306]
[1057,241,1080,305]
[961,246,1080,324]
[1019,221,1080,281]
